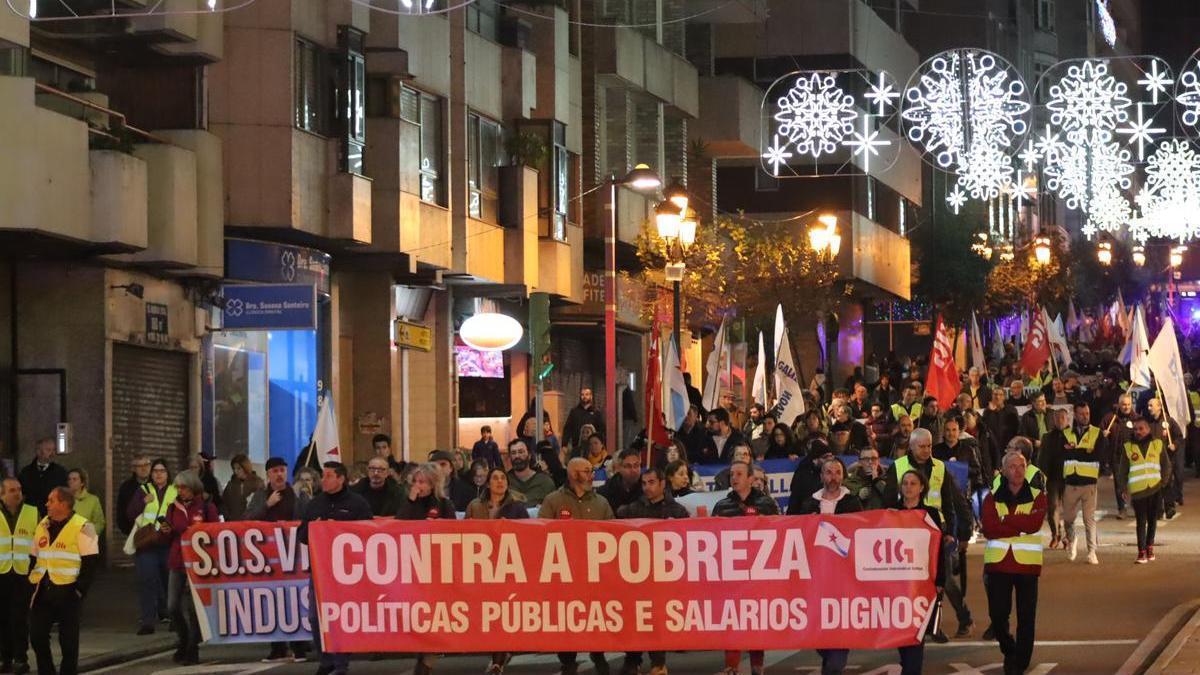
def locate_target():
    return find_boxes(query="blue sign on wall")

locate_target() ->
[222,284,317,330]
[225,238,331,295]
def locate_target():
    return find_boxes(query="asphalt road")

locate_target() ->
[85,476,1200,675]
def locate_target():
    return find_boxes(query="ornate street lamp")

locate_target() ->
[1097,241,1113,266]
[1033,236,1052,266]
[1132,246,1146,267]
[1171,245,1186,268]
[810,214,841,258]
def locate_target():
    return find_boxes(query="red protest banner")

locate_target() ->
[308,511,939,654]
[182,521,313,644]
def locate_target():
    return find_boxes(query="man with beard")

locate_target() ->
[1101,393,1137,518]
[505,440,555,506]
[350,456,404,517]
[561,387,604,453]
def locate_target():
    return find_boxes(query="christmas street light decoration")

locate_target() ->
[1130,138,1200,243]
[1133,246,1147,266]
[8,0,255,19]
[761,69,901,178]
[902,49,1031,201]
[1097,241,1114,266]
[946,185,968,215]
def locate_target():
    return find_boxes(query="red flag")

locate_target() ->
[924,316,960,412]
[1019,308,1051,376]
[644,332,670,461]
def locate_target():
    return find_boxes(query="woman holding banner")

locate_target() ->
[466,468,529,673]
[398,463,458,675]
[894,469,945,675]
[163,470,219,665]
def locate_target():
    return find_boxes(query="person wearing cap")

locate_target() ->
[429,450,476,512]
[245,457,311,664]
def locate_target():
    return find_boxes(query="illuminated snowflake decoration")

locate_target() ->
[843,116,892,171]
[946,185,968,214]
[772,72,857,160]
[864,71,901,116]
[1047,60,1131,134]
[1117,103,1165,161]
[1043,129,1134,239]
[1139,60,1172,105]
[1177,52,1200,132]
[1130,139,1200,243]
[903,49,1030,199]
[761,136,794,176]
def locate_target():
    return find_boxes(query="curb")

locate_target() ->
[1117,598,1200,675]
[80,637,174,673]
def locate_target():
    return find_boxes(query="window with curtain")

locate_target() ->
[294,37,331,135]
[468,112,502,222]
[418,94,445,206]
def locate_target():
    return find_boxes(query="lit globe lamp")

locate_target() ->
[1132,246,1146,267]
[1097,241,1113,266]
[460,303,523,351]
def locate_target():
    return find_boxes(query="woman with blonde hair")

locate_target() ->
[398,463,458,674]
[68,467,105,538]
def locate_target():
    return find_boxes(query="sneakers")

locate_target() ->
[1148,546,1156,561]
[262,649,292,664]
[981,625,996,641]
[1166,510,1179,520]
[1067,538,1077,561]
[1087,552,1100,565]
[955,620,974,638]
[1136,550,1148,564]
[1117,507,1127,520]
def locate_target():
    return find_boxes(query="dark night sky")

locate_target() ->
[1141,0,1200,67]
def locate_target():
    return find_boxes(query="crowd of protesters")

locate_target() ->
[2,324,1197,675]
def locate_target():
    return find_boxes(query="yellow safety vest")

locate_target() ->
[894,455,946,509]
[0,504,38,575]
[992,463,1044,490]
[1125,440,1164,496]
[1190,391,1200,428]
[891,402,923,422]
[29,513,87,586]
[137,484,178,530]
[984,485,1044,566]
[1062,426,1102,480]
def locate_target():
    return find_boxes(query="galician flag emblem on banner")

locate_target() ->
[815,521,851,558]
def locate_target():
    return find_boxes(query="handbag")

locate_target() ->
[124,487,168,554]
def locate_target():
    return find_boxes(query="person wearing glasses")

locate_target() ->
[350,456,403,517]
[845,447,888,510]
[116,455,152,536]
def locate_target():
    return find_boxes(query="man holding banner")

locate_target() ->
[297,462,372,675]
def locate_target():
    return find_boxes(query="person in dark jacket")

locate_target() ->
[535,439,567,488]
[844,447,888,510]
[187,455,223,511]
[676,405,709,465]
[561,387,604,453]
[430,450,475,512]
[296,461,372,675]
[1147,397,1185,518]
[712,444,753,490]
[471,425,503,469]
[785,445,835,515]
[1018,393,1052,454]
[983,389,1021,459]
[350,456,404,517]
[798,457,863,515]
[893,469,945,675]
[762,422,797,460]
[116,455,152,535]
[1034,408,1071,549]
[163,470,219,665]
[220,454,263,522]
[934,416,985,494]
[598,449,643,512]
[244,457,310,664]
[396,462,457,521]
[1117,417,1174,563]
[616,467,686,675]
[465,468,528,673]
[702,407,749,464]
[17,439,68,516]
[714,462,777,675]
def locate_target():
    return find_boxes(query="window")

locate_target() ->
[466,0,498,41]
[337,26,366,175]
[1036,0,1055,32]
[866,176,877,221]
[1033,54,1055,104]
[755,167,779,192]
[552,122,570,240]
[294,37,331,135]
[419,93,445,205]
[468,112,502,222]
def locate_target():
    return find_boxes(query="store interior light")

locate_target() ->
[1097,241,1113,266]
[1133,246,1146,267]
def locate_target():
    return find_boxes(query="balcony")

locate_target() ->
[500,166,539,290]
[538,223,583,302]
[594,26,698,118]
[836,211,911,300]
[692,75,762,157]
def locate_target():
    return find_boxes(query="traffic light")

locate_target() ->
[530,292,553,381]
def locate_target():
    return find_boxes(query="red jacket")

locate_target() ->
[166,497,219,571]
[980,482,1047,576]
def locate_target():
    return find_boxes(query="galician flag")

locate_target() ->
[1148,317,1189,438]
[702,316,729,412]
[1123,305,1152,388]
[644,332,670,451]
[312,394,341,465]
[814,521,851,558]
[751,331,769,406]
[663,337,689,431]
[771,305,806,425]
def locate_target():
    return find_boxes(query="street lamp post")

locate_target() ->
[606,164,661,452]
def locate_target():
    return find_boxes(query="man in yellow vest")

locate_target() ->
[1060,401,1102,564]
[1117,417,1173,564]
[28,487,99,675]
[981,452,1046,675]
[890,384,923,424]
[884,428,975,640]
[1,478,36,674]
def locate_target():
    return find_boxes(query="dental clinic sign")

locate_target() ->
[222,283,317,331]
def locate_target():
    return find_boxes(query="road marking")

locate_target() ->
[931,639,1137,648]
[86,650,175,673]
[149,664,283,675]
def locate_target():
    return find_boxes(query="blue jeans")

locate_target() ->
[134,546,168,628]
[309,581,349,673]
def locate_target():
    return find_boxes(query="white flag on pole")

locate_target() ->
[991,321,1005,361]
[1067,299,1080,335]
[969,312,987,371]
[663,338,689,431]
[702,317,729,412]
[1148,316,1189,438]
[771,304,806,425]
[1042,306,1072,368]
[312,394,341,465]
[751,331,769,406]
[1121,305,1152,388]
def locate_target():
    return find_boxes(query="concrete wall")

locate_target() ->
[692,74,761,157]
[128,143,199,266]
[89,150,149,249]
[0,2,28,47]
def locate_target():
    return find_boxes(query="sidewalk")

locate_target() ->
[1144,601,1200,674]
[69,565,175,672]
